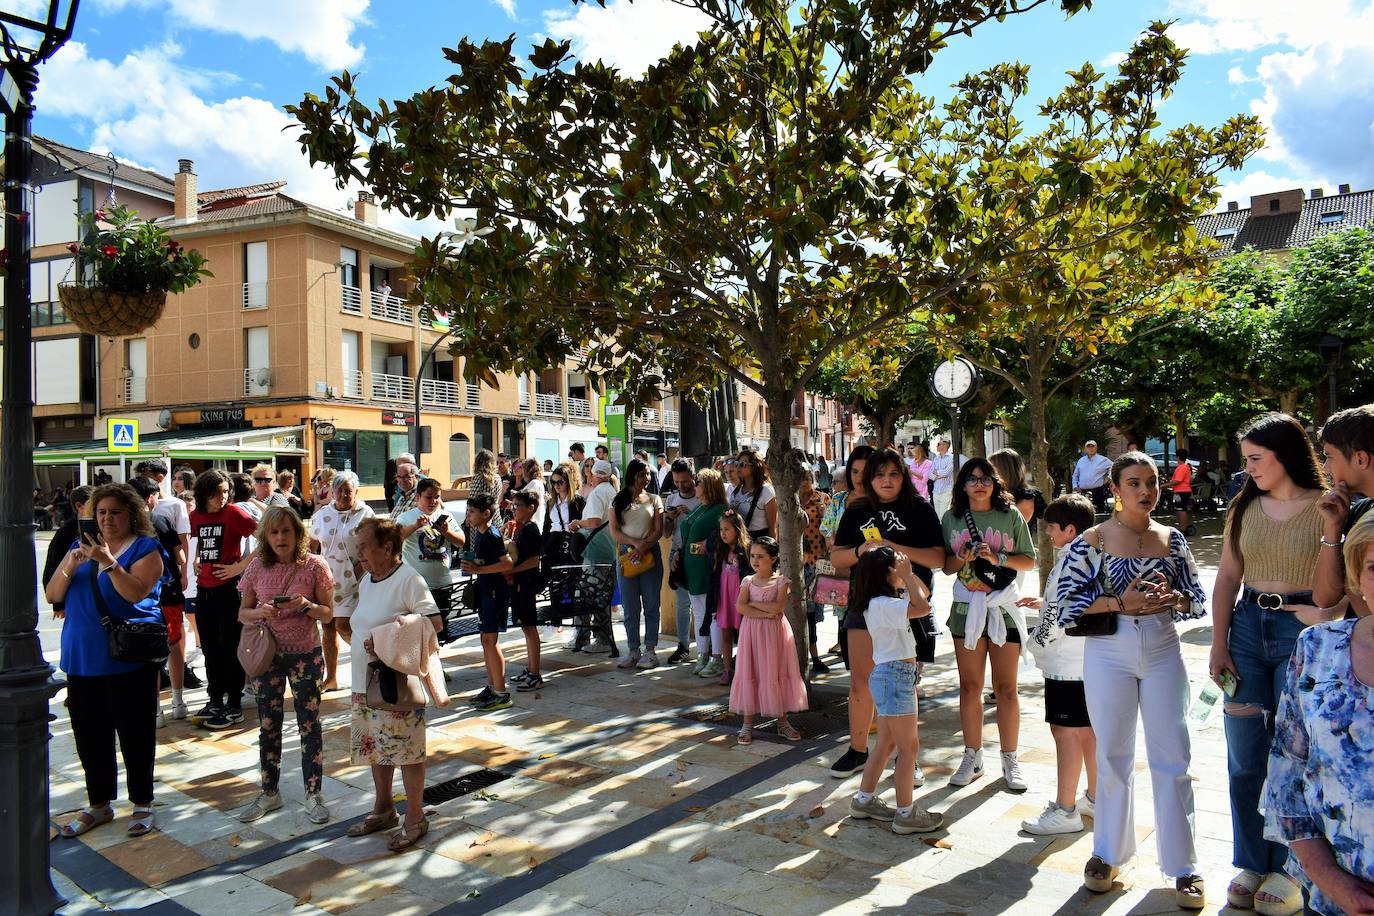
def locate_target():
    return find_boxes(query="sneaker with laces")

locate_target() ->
[1078,793,1095,817]
[913,763,926,787]
[468,685,497,705]
[475,692,513,712]
[511,668,532,685]
[190,702,222,724]
[1001,751,1027,793]
[238,792,283,822]
[203,709,234,730]
[156,707,166,729]
[1021,801,1084,835]
[617,650,641,669]
[699,656,724,678]
[692,654,710,676]
[169,700,188,721]
[829,746,869,778]
[666,646,690,664]
[226,707,245,726]
[892,807,944,835]
[949,748,984,787]
[811,656,830,674]
[516,673,544,692]
[637,649,659,669]
[304,793,330,824]
[848,795,896,821]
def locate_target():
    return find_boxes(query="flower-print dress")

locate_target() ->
[1263,620,1374,916]
[310,502,375,619]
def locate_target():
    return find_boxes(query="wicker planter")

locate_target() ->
[58,285,167,337]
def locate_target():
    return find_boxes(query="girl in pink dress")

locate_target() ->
[708,511,750,685]
[731,537,808,743]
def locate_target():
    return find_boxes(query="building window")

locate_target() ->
[243,241,268,308]
[322,429,410,486]
[1318,211,1346,225]
[245,327,270,395]
[1214,227,1238,238]
[78,180,95,216]
[1268,199,1280,212]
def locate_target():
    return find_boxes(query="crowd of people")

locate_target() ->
[37,410,1374,914]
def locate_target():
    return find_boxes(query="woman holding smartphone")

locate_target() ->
[236,507,336,824]
[1209,414,1330,916]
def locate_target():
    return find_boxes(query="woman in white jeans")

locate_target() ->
[1048,452,1209,910]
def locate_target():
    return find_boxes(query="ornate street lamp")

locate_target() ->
[0,4,81,915]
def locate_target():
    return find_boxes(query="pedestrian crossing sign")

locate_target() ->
[107,418,139,452]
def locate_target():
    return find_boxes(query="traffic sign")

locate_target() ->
[107,417,139,452]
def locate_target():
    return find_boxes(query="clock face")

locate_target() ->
[932,358,975,401]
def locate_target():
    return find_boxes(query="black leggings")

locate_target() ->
[198,580,245,708]
[67,666,159,806]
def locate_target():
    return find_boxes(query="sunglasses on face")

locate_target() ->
[254,477,272,483]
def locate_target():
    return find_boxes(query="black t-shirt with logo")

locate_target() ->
[835,495,944,639]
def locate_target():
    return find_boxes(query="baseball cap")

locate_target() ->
[1084,439,1098,447]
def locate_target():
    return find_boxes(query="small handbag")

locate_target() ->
[618,544,655,578]
[813,573,850,610]
[365,660,427,711]
[963,510,1018,592]
[1064,536,1120,637]
[236,567,305,676]
[90,561,169,664]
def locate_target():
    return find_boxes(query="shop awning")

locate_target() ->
[32,425,308,466]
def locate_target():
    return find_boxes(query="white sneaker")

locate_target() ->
[241,687,256,708]
[1021,801,1084,835]
[617,650,641,669]
[1077,793,1095,817]
[636,649,659,669]
[185,647,203,665]
[303,793,330,824]
[169,700,188,720]
[156,707,166,729]
[913,763,926,787]
[1001,752,1028,793]
[949,748,984,787]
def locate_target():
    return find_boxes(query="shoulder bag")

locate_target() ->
[963,509,1018,592]
[365,660,427,712]
[90,560,170,665]
[619,544,656,578]
[236,565,306,677]
[1064,532,1121,637]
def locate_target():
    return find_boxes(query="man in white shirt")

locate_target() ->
[571,460,616,534]
[661,459,701,664]
[652,453,672,494]
[931,439,959,519]
[1071,439,1114,512]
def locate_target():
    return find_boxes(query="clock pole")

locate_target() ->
[950,404,963,478]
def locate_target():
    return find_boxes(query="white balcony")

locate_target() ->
[568,397,593,421]
[371,372,414,402]
[421,378,462,408]
[536,392,563,417]
[370,290,413,325]
[757,422,771,439]
[465,383,481,410]
[121,375,146,404]
[638,407,659,426]
[519,390,531,413]
[342,369,363,398]
[243,368,271,397]
[662,408,680,428]
[735,419,749,437]
[341,285,363,315]
[243,281,267,309]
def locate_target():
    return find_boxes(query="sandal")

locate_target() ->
[1083,856,1119,893]
[1227,868,1263,909]
[388,817,429,852]
[346,810,399,837]
[127,806,155,837]
[736,728,753,746]
[1253,872,1302,916]
[777,722,801,742]
[58,805,114,838]
[1175,874,1206,911]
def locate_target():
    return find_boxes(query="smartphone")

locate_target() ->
[861,525,883,543]
[270,595,292,606]
[1218,670,1240,698]
[79,518,101,543]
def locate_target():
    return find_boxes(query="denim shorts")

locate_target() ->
[869,659,918,717]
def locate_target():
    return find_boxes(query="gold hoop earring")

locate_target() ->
[1113,494,1123,513]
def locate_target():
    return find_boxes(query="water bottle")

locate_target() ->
[1189,681,1222,722]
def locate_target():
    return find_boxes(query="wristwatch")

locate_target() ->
[997,552,1007,567]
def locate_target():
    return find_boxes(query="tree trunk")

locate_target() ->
[1279,389,1300,416]
[765,388,814,693]
[1025,369,1056,590]
[962,406,988,458]
[878,409,900,449]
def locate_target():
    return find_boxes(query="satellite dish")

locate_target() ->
[158,409,172,428]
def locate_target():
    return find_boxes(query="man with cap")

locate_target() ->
[570,460,617,535]
[1072,439,1114,513]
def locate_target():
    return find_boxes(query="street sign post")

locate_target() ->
[106,417,139,452]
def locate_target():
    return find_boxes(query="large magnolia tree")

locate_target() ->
[290,1,1260,681]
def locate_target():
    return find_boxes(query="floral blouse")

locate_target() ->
[1263,620,1374,916]
[1048,528,1207,627]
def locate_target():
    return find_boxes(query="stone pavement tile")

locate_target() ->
[349,848,499,903]
[482,800,659,855]
[255,854,406,912]
[189,825,278,863]
[312,830,409,867]
[502,886,618,915]
[331,890,444,916]
[575,772,696,810]
[565,741,658,771]
[702,869,857,916]
[166,873,298,915]
[604,846,752,895]
[444,734,532,768]
[1026,830,1098,874]
[99,831,215,886]
[436,795,527,831]
[522,757,613,787]
[433,826,557,877]
[164,768,263,815]
[50,868,109,915]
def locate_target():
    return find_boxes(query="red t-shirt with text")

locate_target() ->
[189,504,259,588]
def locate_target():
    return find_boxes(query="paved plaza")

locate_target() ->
[43,518,1241,915]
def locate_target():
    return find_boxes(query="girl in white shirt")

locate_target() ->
[846,548,943,835]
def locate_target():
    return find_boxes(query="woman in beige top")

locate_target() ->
[610,459,664,669]
[1209,413,1336,915]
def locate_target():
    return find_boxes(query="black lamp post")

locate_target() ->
[1318,333,1345,420]
[0,4,80,915]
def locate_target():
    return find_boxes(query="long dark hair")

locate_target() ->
[1228,412,1328,556]
[854,447,921,510]
[842,444,875,494]
[850,546,899,618]
[612,458,650,524]
[951,456,1014,514]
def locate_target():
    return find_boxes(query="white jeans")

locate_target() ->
[933,490,952,519]
[1083,613,1198,877]
[688,593,716,656]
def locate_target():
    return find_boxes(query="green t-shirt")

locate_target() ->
[940,506,1034,602]
[680,502,728,595]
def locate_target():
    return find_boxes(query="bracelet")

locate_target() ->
[59,567,70,578]
[1320,536,1343,548]
[100,564,115,574]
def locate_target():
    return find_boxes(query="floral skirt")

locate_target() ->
[350,694,426,766]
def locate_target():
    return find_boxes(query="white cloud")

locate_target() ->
[1210,169,1336,212]
[1226,66,1256,84]
[90,0,369,70]
[491,0,516,18]
[544,0,713,77]
[1097,50,1127,70]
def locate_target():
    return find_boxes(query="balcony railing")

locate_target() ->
[243,368,271,397]
[465,383,481,410]
[342,369,363,398]
[662,408,680,428]
[757,422,771,439]
[371,372,414,402]
[341,285,363,315]
[568,397,593,421]
[638,407,659,426]
[243,281,267,309]
[370,291,413,325]
[735,419,749,437]
[519,390,531,413]
[535,392,563,417]
[121,375,146,404]
[420,378,463,408]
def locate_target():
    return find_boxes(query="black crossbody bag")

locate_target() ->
[1064,533,1120,637]
[962,509,1018,592]
[89,561,170,664]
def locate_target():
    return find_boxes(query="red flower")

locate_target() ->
[166,240,181,251]
[94,208,107,222]
[67,242,80,254]
[101,245,118,258]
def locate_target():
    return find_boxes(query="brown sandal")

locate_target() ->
[388,817,429,852]
[1084,856,1119,893]
[346,810,399,837]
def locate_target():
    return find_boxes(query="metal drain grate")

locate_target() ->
[422,768,512,805]
[682,703,734,723]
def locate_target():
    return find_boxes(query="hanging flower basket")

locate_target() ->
[60,204,211,337]
[58,285,167,337]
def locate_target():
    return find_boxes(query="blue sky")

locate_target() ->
[29,0,1374,235]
